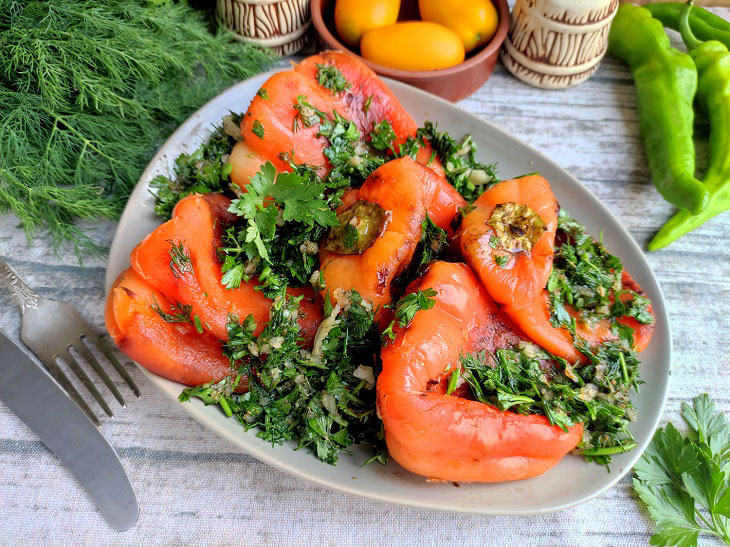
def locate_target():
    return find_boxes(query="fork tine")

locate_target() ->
[72,341,126,407]
[34,353,101,426]
[60,349,114,418]
[81,333,141,398]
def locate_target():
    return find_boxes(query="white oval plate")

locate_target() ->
[106,69,671,515]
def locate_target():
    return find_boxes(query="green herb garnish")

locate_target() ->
[316,64,351,93]
[256,88,269,99]
[417,121,498,202]
[151,117,240,220]
[382,288,438,342]
[370,120,397,154]
[151,300,192,323]
[226,162,338,265]
[459,339,640,465]
[168,240,193,278]
[548,211,654,346]
[252,120,265,138]
[634,394,730,546]
[180,291,384,465]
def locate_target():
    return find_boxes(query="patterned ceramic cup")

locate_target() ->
[217,0,311,56]
[501,0,618,89]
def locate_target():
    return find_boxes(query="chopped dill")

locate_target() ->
[168,240,193,278]
[151,300,193,323]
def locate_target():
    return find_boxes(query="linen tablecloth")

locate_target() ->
[1,26,729,545]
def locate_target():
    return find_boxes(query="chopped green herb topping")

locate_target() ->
[459,340,640,465]
[316,63,351,93]
[493,254,510,269]
[294,95,327,129]
[382,288,438,342]
[180,291,384,465]
[252,120,265,138]
[318,111,384,188]
[151,300,192,323]
[219,163,339,295]
[226,162,338,265]
[548,211,654,347]
[150,116,241,220]
[417,121,498,202]
[370,120,397,154]
[168,240,193,278]
[256,88,269,99]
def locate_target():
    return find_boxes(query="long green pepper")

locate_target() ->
[608,4,709,215]
[649,2,730,250]
[645,2,730,50]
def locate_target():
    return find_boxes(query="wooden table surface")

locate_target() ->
[1,21,729,546]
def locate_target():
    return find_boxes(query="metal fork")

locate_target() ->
[0,257,140,425]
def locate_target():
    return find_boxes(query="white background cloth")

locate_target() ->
[1,18,729,546]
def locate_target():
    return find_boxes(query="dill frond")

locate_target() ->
[0,0,274,259]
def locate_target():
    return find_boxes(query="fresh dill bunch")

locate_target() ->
[0,0,274,258]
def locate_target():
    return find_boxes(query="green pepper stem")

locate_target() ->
[680,1,703,50]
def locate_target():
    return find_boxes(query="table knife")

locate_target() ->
[0,329,138,531]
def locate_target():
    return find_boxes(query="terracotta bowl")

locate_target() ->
[311,0,510,102]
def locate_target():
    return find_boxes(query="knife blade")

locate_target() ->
[0,329,138,531]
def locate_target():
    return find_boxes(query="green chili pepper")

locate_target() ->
[608,4,709,215]
[645,2,730,50]
[649,2,730,250]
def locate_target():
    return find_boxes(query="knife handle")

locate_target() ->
[0,257,40,313]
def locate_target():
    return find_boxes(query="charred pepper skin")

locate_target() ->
[645,2,730,50]
[649,2,730,250]
[608,4,709,215]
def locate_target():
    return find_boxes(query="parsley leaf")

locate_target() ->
[634,394,730,546]
[382,288,437,342]
[227,162,337,266]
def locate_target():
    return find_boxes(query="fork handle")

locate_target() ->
[0,257,40,313]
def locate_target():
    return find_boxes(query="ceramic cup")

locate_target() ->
[501,0,618,89]
[216,0,311,56]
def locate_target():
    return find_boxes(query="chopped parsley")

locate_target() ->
[316,63,351,93]
[150,117,239,220]
[548,211,654,347]
[180,291,384,465]
[459,340,640,465]
[256,88,269,99]
[370,120,397,154]
[294,95,326,129]
[252,120,265,138]
[417,121,498,202]
[226,162,338,264]
[382,288,437,342]
[493,254,510,268]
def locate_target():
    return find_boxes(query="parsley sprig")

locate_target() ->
[225,162,338,264]
[634,394,730,546]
